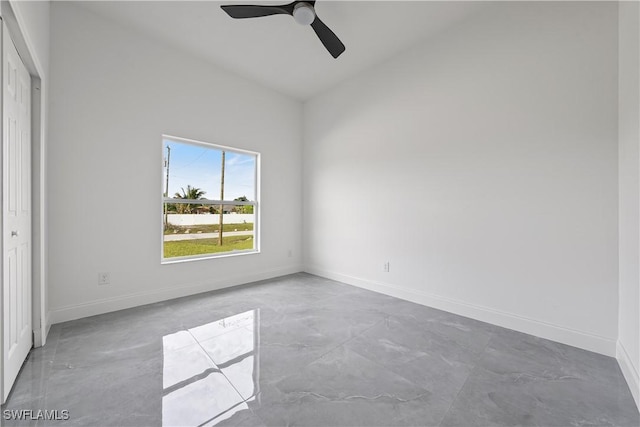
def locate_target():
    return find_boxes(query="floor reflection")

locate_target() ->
[162,310,260,426]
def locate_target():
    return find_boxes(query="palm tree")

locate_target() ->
[234,196,254,214]
[174,185,206,214]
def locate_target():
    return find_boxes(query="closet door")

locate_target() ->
[2,23,32,403]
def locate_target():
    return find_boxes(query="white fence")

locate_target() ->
[167,214,254,226]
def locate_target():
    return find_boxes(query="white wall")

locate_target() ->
[167,214,254,226]
[618,0,640,409]
[48,2,302,322]
[7,0,50,78]
[303,2,619,355]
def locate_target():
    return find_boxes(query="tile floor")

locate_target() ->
[1,273,638,426]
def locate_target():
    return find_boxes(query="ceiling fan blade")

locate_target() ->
[221,4,293,19]
[310,16,345,58]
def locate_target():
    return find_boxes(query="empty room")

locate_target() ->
[0,0,639,426]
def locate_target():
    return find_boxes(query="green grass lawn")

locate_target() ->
[163,235,254,258]
[164,223,253,235]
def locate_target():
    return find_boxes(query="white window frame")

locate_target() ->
[160,134,260,264]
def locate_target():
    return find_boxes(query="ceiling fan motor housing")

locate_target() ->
[293,2,315,25]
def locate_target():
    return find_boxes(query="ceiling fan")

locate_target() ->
[220,1,346,58]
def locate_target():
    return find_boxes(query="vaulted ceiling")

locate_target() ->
[78,1,485,100]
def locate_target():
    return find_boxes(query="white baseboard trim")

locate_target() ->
[305,266,617,357]
[34,312,52,348]
[50,265,303,324]
[43,312,52,344]
[32,326,43,348]
[617,340,640,411]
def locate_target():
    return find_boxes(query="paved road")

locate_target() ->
[164,231,253,242]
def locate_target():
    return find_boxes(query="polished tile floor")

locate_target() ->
[2,273,638,426]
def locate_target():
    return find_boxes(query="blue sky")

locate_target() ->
[163,138,256,201]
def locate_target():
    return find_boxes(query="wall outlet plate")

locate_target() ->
[98,272,110,286]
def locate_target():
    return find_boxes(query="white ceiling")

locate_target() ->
[77,1,485,100]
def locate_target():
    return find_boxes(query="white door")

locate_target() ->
[2,25,32,403]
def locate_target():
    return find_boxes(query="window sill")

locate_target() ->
[161,249,260,265]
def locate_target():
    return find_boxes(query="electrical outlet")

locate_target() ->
[383,262,390,272]
[287,249,293,258]
[98,272,110,286]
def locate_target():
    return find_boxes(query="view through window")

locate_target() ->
[162,136,259,261]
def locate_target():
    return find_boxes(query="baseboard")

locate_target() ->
[50,265,303,324]
[617,340,640,411]
[44,312,52,344]
[32,326,42,348]
[34,312,52,348]
[305,266,617,357]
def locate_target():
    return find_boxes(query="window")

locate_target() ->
[161,135,259,262]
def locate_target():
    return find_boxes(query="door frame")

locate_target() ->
[0,0,47,404]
